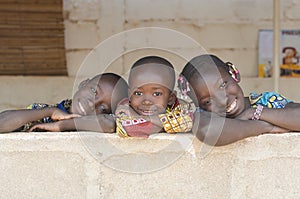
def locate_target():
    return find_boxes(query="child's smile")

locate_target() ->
[226,98,237,114]
[77,100,87,115]
[71,78,114,115]
[137,107,159,116]
[129,83,171,116]
[189,67,245,118]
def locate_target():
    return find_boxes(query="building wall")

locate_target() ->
[1,0,300,109]
[0,132,299,198]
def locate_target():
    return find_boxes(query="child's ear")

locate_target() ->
[78,79,90,89]
[226,62,241,83]
[168,92,177,105]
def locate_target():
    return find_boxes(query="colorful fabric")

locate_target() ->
[115,98,193,138]
[115,98,154,138]
[249,92,292,108]
[158,101,193,133]
[23,99,72,131]
[116,115,154,138]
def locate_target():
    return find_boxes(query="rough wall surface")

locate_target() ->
[63,0,300,77]
[0,132,299,198]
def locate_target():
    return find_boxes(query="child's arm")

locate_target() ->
[29,114,116,132]
[0,107,79,133]
[238,102,300,131]
[254,102,300,131]
[194,110,288,146]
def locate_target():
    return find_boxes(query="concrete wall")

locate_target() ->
[0,132,299,198]
[2,0,300,110]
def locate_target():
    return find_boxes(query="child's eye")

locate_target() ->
[153,92,162,96]
[90,87,97,94]
[201,99,212,107]
[134,91,142,96]
[219,81,227,89]
[97,105,108,114]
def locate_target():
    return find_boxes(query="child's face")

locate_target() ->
[71,77,114,115]
[189,67,245,118]
[129,64,174,116]
[129,83,172,116]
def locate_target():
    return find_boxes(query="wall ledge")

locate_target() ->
[0,132,299,198]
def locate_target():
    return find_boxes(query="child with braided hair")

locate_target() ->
[179,54,300,146]
[115,56,193,138]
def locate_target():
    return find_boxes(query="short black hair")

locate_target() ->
[129,56,175,90]
[131,55,174,69]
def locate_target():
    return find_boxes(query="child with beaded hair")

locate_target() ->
[178,54,300,146]
[115,56,193,138]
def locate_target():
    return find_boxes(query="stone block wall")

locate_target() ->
[0,132,299,198]
[63,0,300,77]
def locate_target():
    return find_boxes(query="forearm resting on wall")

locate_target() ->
[59,114,116,132]
[193,111,276,146]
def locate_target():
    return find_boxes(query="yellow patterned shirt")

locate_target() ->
[115,98,193,137]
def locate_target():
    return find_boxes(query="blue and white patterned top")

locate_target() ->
[23,99,72,131]
[249,92,292,108]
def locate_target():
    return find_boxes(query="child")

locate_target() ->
[0,73,128,133]
[115,56,193,138]
[179,54,300,146]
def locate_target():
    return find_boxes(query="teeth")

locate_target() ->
[78,102,86,115]
[226,99,237,113]
[142,110,154,115]
[143,110,153,114]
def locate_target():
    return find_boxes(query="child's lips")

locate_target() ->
[226,99,237,113]
[138,108,156,116]
[78,101,87,115]
[141,110,155,115]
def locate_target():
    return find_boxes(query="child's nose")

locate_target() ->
[142,97,153,105]
[88,98,95,109]
[214,92,227,106]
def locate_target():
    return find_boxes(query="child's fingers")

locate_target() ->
[64,114,81,119]
[52,113,81,121]
[28,124,41,132]
[28,123,57,132]
[71,114,81,118]
[28,126,35,132]
[270,125,289,133]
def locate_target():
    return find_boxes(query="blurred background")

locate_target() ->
[1,0,300,110]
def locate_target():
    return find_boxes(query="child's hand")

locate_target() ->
[115,106,141,119]
[51,108,81,121]
[269,125,290,134]
[29,122,62,132]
